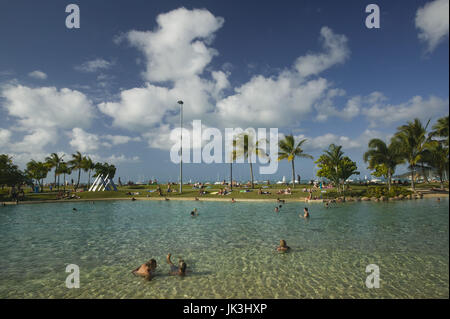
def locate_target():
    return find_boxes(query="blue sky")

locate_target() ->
[0,0,448,183]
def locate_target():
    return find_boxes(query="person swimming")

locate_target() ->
[72,208,77,212]
[275,206,279,213]
[325,202,329,209]
[231,198,236,203]
[277,239,290,252]
[302,207,310,218]
[132,259,157,281]
[166,253,186,276]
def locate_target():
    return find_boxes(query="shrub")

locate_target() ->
[365,186,412,198]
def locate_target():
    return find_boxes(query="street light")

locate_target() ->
[177,100,183,193]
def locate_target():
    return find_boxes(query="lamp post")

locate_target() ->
[178,100,183,193]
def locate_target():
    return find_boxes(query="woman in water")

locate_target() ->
[277,240,290,252]
[132,259,157,281]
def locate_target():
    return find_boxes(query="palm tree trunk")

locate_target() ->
[249,162,254,189]
[410,167,415,191]
[440,175,444,190]
[230,163,233,191]
[63,173,66,191]
[76,169,81,191]
[88,170,91,189]
[54,170,57,192]
[291,160,296,188]
[387,168,392,191]
[342,181,345,199]
[57,174,60,191]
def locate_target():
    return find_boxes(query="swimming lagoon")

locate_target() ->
[0,198,448,298]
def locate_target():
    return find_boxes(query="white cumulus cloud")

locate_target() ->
[295,26,350,77]
[415,0,449,52]
[1,85,96,130]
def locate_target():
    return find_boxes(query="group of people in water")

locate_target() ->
[132,253,187,281]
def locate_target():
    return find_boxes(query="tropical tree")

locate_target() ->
[363,139,405,191]
[393,118,433,190]
[315,144,359,194]
[26,160,50,192]
[82,156,95,188]
[277,135,313,188]
[228,142,235,191]
[0,154,27,189]
[56,162,71,191]
[430,115,449,147]
[68,151,84,191]
[45,153,64,191]
[232,131,268,189]
[339,157,360,196]
[425,141,449,189]
[93,162,117,180]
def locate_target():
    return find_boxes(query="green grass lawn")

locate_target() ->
[1,182,447,203]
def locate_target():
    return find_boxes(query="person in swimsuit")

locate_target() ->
[132,259,157,281]
[302,207,310,218]
[277,239,290,252]
[166,253,187,276]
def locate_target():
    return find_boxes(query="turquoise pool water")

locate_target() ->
[0,198,448,298]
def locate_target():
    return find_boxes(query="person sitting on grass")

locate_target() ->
[258,188,271,195]
[277,240,290,252]
[132,259,157,281]
[167,253,187,276]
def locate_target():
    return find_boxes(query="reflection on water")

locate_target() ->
[0,198,448,298]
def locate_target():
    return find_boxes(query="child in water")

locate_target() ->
[277,240,290,252]
[302,207,310,218]
[166,253,187,276]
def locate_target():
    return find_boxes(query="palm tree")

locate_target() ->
[45,153,64,191]
[56,162,71,191]
[315,144,359,194]
[430,115,449,147]
[322,143,344,191]
[228,143,235,191]
[26,160,50,192]
[277,135,313,188]
[82,156,95,188]
[363,139,405,191]
[232,131,268,189]
[69,151,84,191]
[425,141,449,189]
[393,118,434,190]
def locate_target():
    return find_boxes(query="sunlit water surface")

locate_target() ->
[0,198,448,298]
